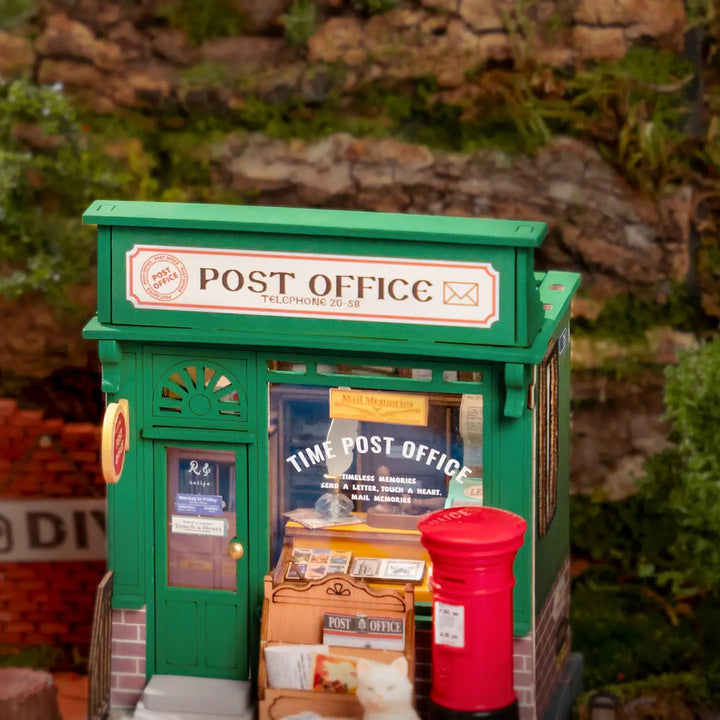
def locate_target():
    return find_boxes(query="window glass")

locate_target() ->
[537,343,559,536]
[166,447,237,590]
[268,385,484,563]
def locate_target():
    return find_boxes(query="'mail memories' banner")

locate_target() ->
[126,246,500,328]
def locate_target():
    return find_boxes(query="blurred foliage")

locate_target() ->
[157,0,248,45]
[571,338,720,698]
[575,671,720,718]
[685,0,718,29]
[0,79,106,302]
[572,285,708,344]
[351,0,399,14]
[0,644,63,669]
[433,48,696,182]
[282,0,317,49]
[0,79,162,303]
[0,0,36,30]
[638,337,720,595]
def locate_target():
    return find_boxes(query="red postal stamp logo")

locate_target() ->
[140,253,188,302]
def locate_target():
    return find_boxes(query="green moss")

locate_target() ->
[281,0,317,49]
[87,44,703,175]
[572,286,706,344]
[0,644,63,670]
[158,0,248,46]
[352,0,400,14]
[179,62,237,89]
[0,0,36,30]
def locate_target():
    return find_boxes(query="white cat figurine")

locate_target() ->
[356,656,420,720]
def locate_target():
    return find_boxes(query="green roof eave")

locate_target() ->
[83,200,547,248]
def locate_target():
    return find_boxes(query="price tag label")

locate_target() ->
[434,601,465,649]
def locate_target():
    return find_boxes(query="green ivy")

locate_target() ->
[575,337,720,596]
[637,337,720,595]
[571,338,720,697]
[0,80,119,302]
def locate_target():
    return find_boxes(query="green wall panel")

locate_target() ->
[104,347,146,608]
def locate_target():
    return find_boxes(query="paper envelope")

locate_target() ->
[443,281,479,306]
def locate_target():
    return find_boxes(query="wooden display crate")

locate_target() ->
[258,573,415,720]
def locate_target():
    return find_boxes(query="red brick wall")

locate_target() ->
[110,608,147,708]
[414,625,432,718]
[514,633,536,718]
[0,398,106,660]
[535,556,572,719]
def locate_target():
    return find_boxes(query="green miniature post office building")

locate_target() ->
[83,200,579,720]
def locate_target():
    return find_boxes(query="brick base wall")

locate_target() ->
[0,398,106,661]
[514,633,536,719]
[110,607,147,708]
[414,625,432,719]
[512,557,572,720]
[535,558,571,719]
[103,574,571,717]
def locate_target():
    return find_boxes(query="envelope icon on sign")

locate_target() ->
[443,281,479,306]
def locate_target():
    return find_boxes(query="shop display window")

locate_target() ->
[267,382,484,592]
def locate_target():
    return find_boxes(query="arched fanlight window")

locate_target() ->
[156,362,246,421]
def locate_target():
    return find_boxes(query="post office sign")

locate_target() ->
[126,245,500,329]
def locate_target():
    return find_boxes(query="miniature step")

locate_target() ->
[132,702,254,720]
[133,675,253,719]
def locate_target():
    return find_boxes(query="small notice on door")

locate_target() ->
[434,601,465,648]
[175,493,223,516]
[171,515,227,537]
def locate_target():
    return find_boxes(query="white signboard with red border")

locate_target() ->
[126,245,500,329]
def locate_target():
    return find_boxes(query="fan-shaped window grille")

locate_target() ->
[154,363,247,424]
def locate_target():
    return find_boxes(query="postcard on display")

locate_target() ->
[285,548,353,581]
[311,653,359,694]
[349,557,426,583]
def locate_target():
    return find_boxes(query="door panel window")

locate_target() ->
[166,447,237,591]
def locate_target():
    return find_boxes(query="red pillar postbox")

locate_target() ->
[418,506,527,720]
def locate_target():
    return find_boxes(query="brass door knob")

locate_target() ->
[227,539,245,560]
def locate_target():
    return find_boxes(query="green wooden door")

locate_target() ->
[154,442,249,679]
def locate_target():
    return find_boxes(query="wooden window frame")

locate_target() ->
[537,342,559,537]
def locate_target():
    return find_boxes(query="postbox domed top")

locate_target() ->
[417,506,527,555]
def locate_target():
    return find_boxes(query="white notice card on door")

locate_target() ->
[171,515,228,537]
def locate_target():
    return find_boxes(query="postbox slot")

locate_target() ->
[436,575,467,585]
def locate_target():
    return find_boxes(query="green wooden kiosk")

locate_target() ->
[83,200,579,720]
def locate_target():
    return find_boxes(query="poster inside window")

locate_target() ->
[268,384,484,564]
